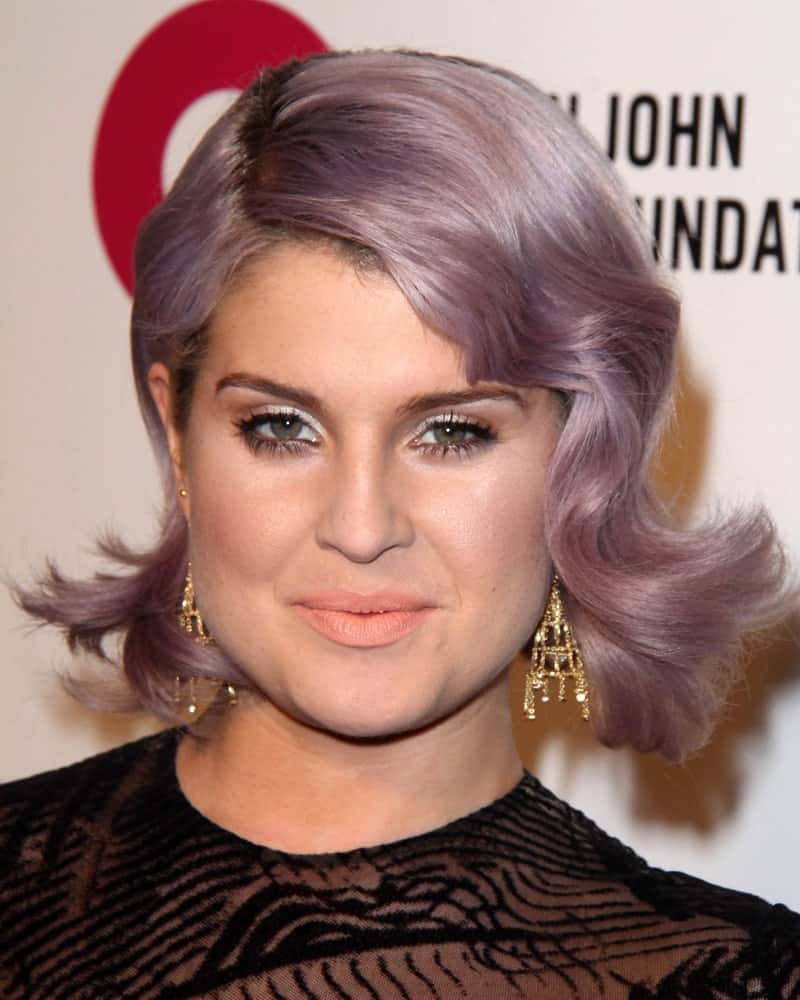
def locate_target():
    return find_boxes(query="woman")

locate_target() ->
[1,49,797,998]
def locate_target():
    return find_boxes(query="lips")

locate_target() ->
[294,590,432,613]
[292,591,435,647]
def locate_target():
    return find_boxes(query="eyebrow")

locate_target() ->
[215,373,529,419]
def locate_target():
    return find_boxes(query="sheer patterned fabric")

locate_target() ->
[1,730,797,999]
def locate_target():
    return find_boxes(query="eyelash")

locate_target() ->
[234,408,496,459]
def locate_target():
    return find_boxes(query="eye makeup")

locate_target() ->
[413,410,496,458]
[234,407,497,460]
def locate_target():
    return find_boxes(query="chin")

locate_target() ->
[280,684,453,743]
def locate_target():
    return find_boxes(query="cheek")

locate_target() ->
[432,460,549,584]
[473,475,552,666]
[184,431,310,590]
[412,453,552,670]
[418,460,552,690]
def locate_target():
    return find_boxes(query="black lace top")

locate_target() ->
[0,729,797,999]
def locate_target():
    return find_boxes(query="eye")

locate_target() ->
[235,408,319,455]
[414,412,496,458]
[234,407,497,460]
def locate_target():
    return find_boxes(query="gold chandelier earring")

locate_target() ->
[178,561,213,645]
[174,562,238,723]
[524,574,590,721]
[173,675,238,723]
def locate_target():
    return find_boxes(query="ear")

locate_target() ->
[148,362,190,519]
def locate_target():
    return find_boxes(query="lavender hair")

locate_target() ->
[17,50,791,760]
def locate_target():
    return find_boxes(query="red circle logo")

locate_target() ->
[93,0,327,293]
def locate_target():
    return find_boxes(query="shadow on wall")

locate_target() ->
[650,341,712,523]
[511,624,800,834]
[513,343,800,833]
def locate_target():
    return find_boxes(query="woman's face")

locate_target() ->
[151,245,561,740]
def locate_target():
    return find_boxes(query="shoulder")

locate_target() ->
[0,728,178,874]
[616,864,800,994]
[0,730,187,996]
[513,772,800,989]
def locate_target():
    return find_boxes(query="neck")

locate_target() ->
[176,671,522,854]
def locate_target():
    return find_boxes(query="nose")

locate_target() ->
[315,441,414,563]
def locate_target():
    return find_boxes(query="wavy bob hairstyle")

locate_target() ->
[20,49,789,760]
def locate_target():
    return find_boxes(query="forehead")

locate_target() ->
[206,244,469,393]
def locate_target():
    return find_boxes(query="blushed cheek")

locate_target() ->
[471,456,547,558]
[183,430,307,596]
[417,455,549,635]
[462,462,552,646]
[485,494,547,585]
[196,486,304,581]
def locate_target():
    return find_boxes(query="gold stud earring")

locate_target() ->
[173,675,238,724]
[524,574,590,721]
[179,488,188,498]
[178,561,213,645]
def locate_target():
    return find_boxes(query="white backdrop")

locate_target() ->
[2,0,798,910]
